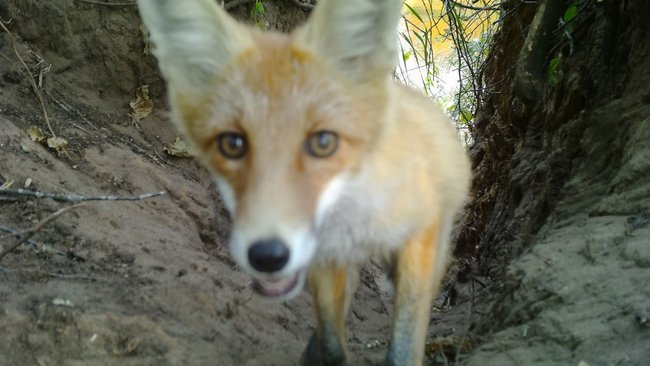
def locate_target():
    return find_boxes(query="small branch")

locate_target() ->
[0,19,56,138]
[0,225,41,248]
[448,0,502,11]
[223,0,256,10]
[45,90,99,131]
[0,188,166,203]
[292,0,316,10]
[0,204,85,260]
[74,0,137,6]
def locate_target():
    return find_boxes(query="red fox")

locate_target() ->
[137,0,470,364]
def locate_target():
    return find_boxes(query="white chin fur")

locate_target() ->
[252,270,306,300]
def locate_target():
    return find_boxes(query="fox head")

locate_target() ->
[138,0,402,298]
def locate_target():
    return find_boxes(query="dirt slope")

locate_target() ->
[454,1,650,365]
[460,96,650,365]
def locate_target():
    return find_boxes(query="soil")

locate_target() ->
[453,1,650,365]
[0,1,648,366]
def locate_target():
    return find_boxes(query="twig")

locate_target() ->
[0,227,67,256]
[448,0,502,11]
[117,136,166,167]
[0,266,108,282]
[0,225,41,248]
[44,90,99,131]
[74,0,137,6]
[0,19,56,138]
[292,0,316,10]
[0,188,166,203]
[223,0,256,10]
[0,204,85,260]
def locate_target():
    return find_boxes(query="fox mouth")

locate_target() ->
[252,270,306,298]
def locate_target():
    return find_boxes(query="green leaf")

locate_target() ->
[400,33,416,50]
[255,1,265,14]
[547,56,563,86]
[563,5,577,24]
[563,5,577,33]
[460,110,473,124]
[402,50,412,62]
[413,31,426,47]
[404,4,424,24]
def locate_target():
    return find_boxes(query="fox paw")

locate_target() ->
[300,332,348,366]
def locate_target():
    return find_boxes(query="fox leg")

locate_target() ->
[386,219,447,366]
[302,265,358,366]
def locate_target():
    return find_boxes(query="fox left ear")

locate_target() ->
[293,0,402,83]
[137,0,253,90]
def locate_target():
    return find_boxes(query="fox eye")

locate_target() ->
[306,131,338,158]
[216,132,247,159]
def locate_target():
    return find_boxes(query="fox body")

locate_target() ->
[137,0,470,364]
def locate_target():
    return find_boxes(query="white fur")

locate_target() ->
[284,227,317,275]
[315,175,347,225]
[213,176,237,214]
[314,169,413,265]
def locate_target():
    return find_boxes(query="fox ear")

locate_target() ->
[137,0,252,89]
[294,0,401,82]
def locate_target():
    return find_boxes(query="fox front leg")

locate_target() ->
[302,265,358,366]
[386,219,448,366]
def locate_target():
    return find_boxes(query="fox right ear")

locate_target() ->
[137,0,252,89]
[293,0,401,83]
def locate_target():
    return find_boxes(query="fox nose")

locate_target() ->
[248,239,290,273]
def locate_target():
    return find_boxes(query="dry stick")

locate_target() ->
[448,0,501,11]
[44,90,98,131]
[0,19,56,138]
[292,0,316,10]
[73,0,263,9]
[0,203,86,260]
[0,188,166,203]
[74,0,137,5]
[0,225,41,248]
[223,0,257,10]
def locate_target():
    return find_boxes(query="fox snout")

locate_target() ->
[229,220,318,299]
[247,238,290,273]
[244,238,308,299]
[245,238,305,298]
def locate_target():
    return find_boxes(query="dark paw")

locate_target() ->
[301,332,347,366]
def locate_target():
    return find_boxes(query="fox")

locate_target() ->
[137,0,470,364]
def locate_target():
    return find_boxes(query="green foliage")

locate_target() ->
[396,0,500,141]
[255,1,265,14]
[547,55,563,86]
[250,0,267,30]
[561,2,580,55]
[563,5,578,34]
[402,50,413,62]
[404,3,424,24]
[397,3,438,99]
[547,2,580,86]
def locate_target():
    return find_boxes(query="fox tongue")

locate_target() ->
[252,273,300,298]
